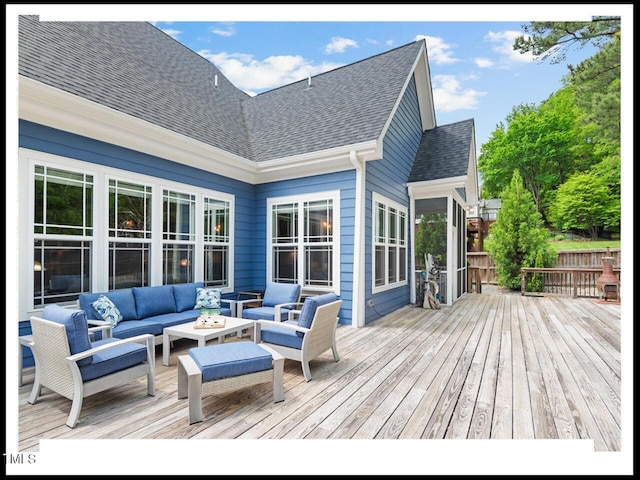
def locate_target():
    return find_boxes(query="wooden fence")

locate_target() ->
[468,249,621,299]
[467,249,621,284]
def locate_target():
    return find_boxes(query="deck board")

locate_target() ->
[17,290,623,455]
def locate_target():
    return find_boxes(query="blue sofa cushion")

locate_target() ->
[42,305,93,366]
[173,282,204,312]
[92,295,123,327]
[260,321,304,349]
[295,293,338,337]
[262,282,300,307]
[133,285,176,318]
[144,310,200,329]
[111,320,164,339]
[189,342,273,382]
[79,289,138,321]
[79,338,147,382]
[194,287,221,310]
[242,306,291,322]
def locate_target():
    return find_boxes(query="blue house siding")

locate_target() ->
[17,120,259,363]
[364,76,423,324]
[255,170,356,326]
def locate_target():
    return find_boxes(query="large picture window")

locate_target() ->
[27,153,234,310]
[108,179,152,289]
[33,166,93,305]
[373,193,407,293]
[268,191,339,292]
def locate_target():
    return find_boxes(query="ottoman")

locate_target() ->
[177,342,284,424]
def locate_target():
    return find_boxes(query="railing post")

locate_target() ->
[521,269,525,296]
[572,269,578,298]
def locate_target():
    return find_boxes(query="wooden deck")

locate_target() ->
[15,289,624,472]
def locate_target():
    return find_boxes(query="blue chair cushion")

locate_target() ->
[133,285,176,318]
[42,305,93,366]
[189,342,273,382]
[261,282,300,307]
[79,338,147,382]
[79,289,138,321]
[172,282,204,312]
[295,293,338,337]
[260,321,304,349]
[242,306,291,322]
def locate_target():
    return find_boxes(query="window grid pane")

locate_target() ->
[163,244,194,284]
[204,245,228,287]
[109,241,150,289]
[34,166,93,236]
[273,246,298,283]
[33,239,92,306]
[163,190,195,241]
[305,246,332,287]
[109,180,152,239]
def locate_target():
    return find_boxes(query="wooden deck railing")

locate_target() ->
[520,267,621,298]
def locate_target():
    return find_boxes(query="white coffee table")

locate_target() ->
[162,317,255,366]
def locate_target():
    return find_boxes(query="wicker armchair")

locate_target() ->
[254,293,342,381]
[27,305,155,428]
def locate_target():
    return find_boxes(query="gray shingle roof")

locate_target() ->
[408,118,475,183]
[243,41,423,162]
[19,16,424,163]
[18,15,252,159]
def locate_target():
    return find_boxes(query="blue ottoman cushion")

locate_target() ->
[189,342,273,382]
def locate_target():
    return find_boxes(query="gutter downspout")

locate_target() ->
[350,150,365,328]
[408,185,417,304]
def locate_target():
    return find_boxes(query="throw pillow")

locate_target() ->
[194,287,221,311]
[92,294,123,327]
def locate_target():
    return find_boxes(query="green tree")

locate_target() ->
[513,18,620,64]
[548,169,618,240]
[514,18,621,159]
[485,170,556,290]
[478,87,594,220]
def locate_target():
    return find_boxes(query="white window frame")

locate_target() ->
[372,192,408,294]
[19,148,234,319]
[267,190,340,295]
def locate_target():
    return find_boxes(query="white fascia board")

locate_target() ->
[19,77,258,183]
[407,175,467,198]
[255,140,379,184]
[19,77,381,185]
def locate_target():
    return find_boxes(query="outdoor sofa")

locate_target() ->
[77,282,233,345]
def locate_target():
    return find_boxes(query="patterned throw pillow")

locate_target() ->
[92,294,123,327]
[194,288,221,311]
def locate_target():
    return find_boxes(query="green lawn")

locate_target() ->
[547,239,620,251]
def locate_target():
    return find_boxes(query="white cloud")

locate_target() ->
[474,57,494,68]
[432,74,486,113]
[160,28,181,40]
[198,50,343,91]
[325,36,358,54]
[210,23,235,37]
[414,34,459,65]
[485,30,534,63]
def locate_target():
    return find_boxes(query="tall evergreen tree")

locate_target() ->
[485,170,556,289]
